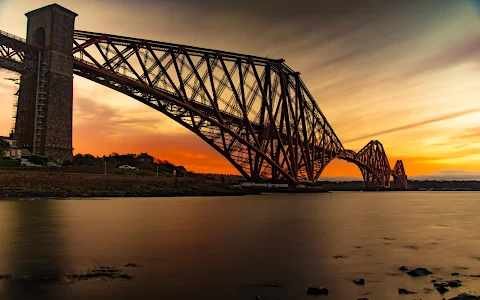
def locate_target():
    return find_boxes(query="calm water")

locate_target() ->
[1,192,480,300]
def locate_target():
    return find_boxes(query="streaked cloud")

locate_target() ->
[344,108,480,143]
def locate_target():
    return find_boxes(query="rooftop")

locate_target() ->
[25,3,78,18]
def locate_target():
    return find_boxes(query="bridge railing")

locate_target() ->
[0,30,26,43]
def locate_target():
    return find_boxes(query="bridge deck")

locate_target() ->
[0,30,42,74]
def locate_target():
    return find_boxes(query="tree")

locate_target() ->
[83,154,95,160]
[72,154,84,166]
[84,154,99,166]
[159,160,175,169]
[0,138,8,158]
[30,154,49,165]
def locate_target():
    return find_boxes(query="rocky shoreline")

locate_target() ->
[0,170,258,199]
[0,187,258,199]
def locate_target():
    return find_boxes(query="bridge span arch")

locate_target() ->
[317,142,408,190]
[70,30,345,184]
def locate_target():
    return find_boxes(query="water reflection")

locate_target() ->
[0,193,479,300]
[1,200,65,299]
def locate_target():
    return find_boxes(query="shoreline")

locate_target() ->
[0,187,260,199]
[0,170,258,199]
[0,187,332,199]
[0,170,328,199]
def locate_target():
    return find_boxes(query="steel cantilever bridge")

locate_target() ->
[0,26,408,190]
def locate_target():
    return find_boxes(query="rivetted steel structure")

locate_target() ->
[0,4,408,190]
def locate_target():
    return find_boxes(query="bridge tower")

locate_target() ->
[15,4,77,162]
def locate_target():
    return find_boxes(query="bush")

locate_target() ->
[134,170,156,176]
[29,155,49,165]
[0,138,8,149]
[0,159,21,168]
[176,169,186,177]
[204,175,216,181]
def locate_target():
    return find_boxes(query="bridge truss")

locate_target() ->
[0,30,39,74]
[338,141,407,190]
[0,29,408,189]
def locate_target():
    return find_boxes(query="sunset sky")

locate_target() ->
[1,0,480,180]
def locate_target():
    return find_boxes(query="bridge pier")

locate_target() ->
[363,184,381,191]
[392,175,408,190]
[15,4,77,163]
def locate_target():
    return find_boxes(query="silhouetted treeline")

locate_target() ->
[319,180,480,191]
[407,180,480,191]
[63,153,187,174]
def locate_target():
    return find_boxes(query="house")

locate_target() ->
[136,152,154,163]
[21,148,31,157]
[0,136,22,159]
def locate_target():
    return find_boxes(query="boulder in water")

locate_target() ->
[436,285,449,294]
[407,267,432,277]
[353,278,365,285]
[448,280,462,288]
[398,288,416,294]
[307,286,329,295]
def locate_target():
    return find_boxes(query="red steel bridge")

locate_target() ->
[0,5,407,190]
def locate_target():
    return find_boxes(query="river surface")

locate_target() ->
[1,192,480,300]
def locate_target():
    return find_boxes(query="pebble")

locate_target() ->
[353,278,365,285]
[398,288,416,294]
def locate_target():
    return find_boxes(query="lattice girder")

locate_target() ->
[392,160,408,189]
[0,28,410,188]
[72,30,345,183]
[355,140,391,189]
[0,31,40,74]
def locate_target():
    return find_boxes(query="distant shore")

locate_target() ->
[0,170,258,199]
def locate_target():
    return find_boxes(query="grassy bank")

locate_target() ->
[0,171,255,198]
